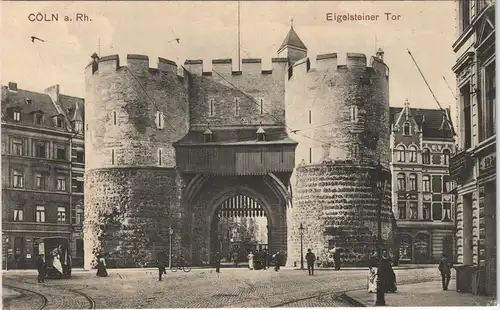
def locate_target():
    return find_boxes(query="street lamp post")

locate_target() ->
[168,226,174,270]
[374,162,388,306]
[299,223,305,270]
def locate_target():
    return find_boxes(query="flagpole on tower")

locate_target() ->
[98,38,101,56]
[237,1,241,71]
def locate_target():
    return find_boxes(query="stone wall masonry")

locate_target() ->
[285,53,390,169]
[83,167,182,269]
[287,163,394,267]
[187,61,287,127]
[84,54,190,170]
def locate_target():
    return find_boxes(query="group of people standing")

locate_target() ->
[214,249,284,273]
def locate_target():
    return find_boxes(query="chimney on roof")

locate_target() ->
[8,82,17,92]
[44,84,60,104]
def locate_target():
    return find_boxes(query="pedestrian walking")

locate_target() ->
[305,248,316,276]
[438,253,453,291]
[333,245,341,270]
[214,251,221,273]
[96,255,108,277]
[367,251,378,293]
[263,249,269,270]
[377,249,396,293]
[36,254,46,283]
[157,251,167,281]
[247,251,254,270]
[273,251,282,272]
[232,252,239,268]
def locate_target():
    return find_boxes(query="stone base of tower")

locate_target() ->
[286,162,396,267]
[83,167,182,270]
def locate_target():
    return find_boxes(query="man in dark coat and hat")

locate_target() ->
[157,251,168,281]
[36,254,46,283]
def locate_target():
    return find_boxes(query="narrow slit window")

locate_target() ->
[260,98,264,115]
[111,149,115,165]
[235,98,240,116]
[158,149,162,166]
[308,110,312,124]
[208,99,215,117]
[113,111,117,125]
[351,106,358,122]
[309,147,312,163]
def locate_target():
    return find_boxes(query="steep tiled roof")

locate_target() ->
[175,127,297,146]
[390,107,455,139]
[1,85,83,132]
[278,26,307,52]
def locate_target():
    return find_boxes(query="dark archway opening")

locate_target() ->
[210,194,270,267]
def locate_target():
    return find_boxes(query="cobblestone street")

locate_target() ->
[3,267,440,309]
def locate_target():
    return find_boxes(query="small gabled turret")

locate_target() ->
[277,20,307,65]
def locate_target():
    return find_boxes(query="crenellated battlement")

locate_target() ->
[289,52,389,78]
[86,54,180,76]
[181,57,288,76]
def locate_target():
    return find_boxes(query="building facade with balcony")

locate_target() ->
[450,0,495,296]
[1,82,85,269]
[390,101,456,263]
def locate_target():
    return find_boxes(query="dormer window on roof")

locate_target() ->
[34,113,44,125]
[53,116,64,128]
[13,110,21,122]
[25,98,32,105]
[403,122,411,135]
[203,127,213,143]
[256,126,266,141]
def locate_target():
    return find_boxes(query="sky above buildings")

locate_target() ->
[2,1,458,121]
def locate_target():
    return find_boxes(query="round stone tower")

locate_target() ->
[285,51,395,266]
[83,54,190,269]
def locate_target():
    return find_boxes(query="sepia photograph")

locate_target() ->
[0,0,497,308]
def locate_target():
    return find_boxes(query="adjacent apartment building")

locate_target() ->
[1,82,85,269]
[450,0,496,296]
[390,101,456,263]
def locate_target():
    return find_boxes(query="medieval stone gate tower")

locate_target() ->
[83,26,395,269]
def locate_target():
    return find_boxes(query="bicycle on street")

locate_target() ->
[170,265,191,272]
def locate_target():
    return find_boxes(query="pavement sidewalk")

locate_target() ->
[2,287,23,299]
[343,279,497,307]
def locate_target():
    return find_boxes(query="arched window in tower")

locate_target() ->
[351,106,358,122]
[408,145,417,162]
[422,148,431,164]
[443,149,451,165]
[403,122,411,135]
[397,173,406,192]
[397,145,406,162]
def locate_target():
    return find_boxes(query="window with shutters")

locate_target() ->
[422,175,431,192]
[12,169,24,188]
[397,173,406,192]
[409,174,417,191]
[12,139,23,155]
[57,207,66,224]
[13,209,24,221]
[35,172,47,190]
[409,202,418,219]
[36,206,45,223]
[398,202,407,219]
[422,148,431,164]
[56,175,66,191]
[34,141,46,158]
[13,111,21,122]
[408,145,417,162]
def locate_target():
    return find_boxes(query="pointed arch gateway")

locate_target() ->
[184,174,290,266]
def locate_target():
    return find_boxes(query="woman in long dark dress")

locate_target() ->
[377,249,396,293]
[96,256,108,277]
